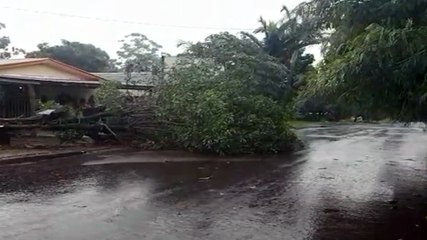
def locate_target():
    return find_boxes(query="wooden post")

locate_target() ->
[27,84,38,136]
[0,131,11,145]
[0,85,4,118]
[27,84,36,116]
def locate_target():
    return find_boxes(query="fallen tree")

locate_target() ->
[156,33,299,155]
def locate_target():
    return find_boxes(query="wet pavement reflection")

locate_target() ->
[1,124,427,239]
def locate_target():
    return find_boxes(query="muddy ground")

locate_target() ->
[0,124,426,240]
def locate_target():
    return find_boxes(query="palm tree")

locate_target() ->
[244,6,321,88]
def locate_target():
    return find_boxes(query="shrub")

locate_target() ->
[38,100,58,110]
[55,129,84,143]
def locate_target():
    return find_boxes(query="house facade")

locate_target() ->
[0,58,102,118]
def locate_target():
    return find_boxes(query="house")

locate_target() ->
[0,58,102,118]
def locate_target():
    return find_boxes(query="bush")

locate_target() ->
[38,100,58,110]
[55,129,84,143]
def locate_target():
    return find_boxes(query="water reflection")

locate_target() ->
[0,125,426,239]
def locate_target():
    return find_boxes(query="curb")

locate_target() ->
[0,150,86,165]
[0,147,130,165]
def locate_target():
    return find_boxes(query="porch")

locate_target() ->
[0,77,99,118]
[0,58,102,119]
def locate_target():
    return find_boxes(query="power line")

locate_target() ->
[0,5,254,31]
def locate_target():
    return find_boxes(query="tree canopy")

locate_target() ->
[245,8,320,89]
[299,0,427,121]
[0,23,23,59]
[117,33,163,73]
[157,33,297,155]
[26,40,115,72]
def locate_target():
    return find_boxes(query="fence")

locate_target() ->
[0,97,31,118]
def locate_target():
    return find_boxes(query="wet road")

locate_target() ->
[1,124,427,240]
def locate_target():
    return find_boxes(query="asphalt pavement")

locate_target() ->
[1,124,426,240]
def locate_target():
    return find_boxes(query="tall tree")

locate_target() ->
[244,7,321,89]
[116,33,163,73]
[300,0,427,121]
[26,40,115,72]
[0,23,24,59]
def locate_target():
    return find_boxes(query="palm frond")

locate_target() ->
[281,6,291,20]
[254,17,268,34]
[240,32,263,48]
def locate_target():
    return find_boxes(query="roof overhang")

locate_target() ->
[118,84,153,90]
[0,58,104,82]
[0,75,100,88]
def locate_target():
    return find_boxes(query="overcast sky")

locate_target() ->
[0,0,319,59]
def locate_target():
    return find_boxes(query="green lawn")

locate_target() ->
[288,120,326,129]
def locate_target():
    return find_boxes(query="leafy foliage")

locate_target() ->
[117,33,163,73]
[245,6,321,89]
[157,33,296,155]
[55,129,84,144]
[242,6,326,120]
[0,23,24,59]
[299,0,427,121]
[38,100,58,110]
[26,40,115,72]
[95,80,124,111]
[183,33,291,98]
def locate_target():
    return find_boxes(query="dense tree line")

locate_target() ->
[26,40,116,72]
[0,25,163,73]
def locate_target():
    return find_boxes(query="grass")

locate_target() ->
[289,118,395,129]
[288,120,326,129]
